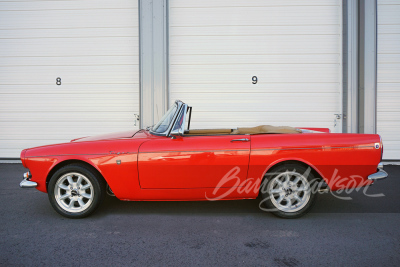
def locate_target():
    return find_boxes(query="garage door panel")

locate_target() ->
[171,6,339,26]
[378,54,400,64]
[185,112,336,130]
[376,94,400,110]
[0,65,139,84]
[377,4,400,25]
[0,0,139,158]
[376,83,400,95]
[0,140,81,150]
[171,35,339,55]
[1,128,135,141]
[0,37,138,57]
[0,149,25,158]
[378,24,400,34]
[378,35,400,54]
[171,82,338,93]
[171,0,339,8]
[0,27,138,39]
[171,25,340,36]
[379,0,400,4]
[183,111,338,121]
[170,93,339,111]
[0,84,138,95]
[0,113,136,123]
[379,134,400,142]
[170,0,342,133]
[0,94,138,112]
[0,0,138,10]
[172,54,339,65]
[377,64,400,82]
[188,121,336,131]
[383,150,400,160]
[378,126,400,137]
[377,112,400,122]
[378,0,400,159]
[0,56,139,68]
[0,9,138,29]
[171,64,339,83]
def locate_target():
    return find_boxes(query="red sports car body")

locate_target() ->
[20,100,388,218]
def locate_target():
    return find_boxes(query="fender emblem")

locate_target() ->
[109,151,129,155]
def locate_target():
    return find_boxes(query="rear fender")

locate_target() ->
[261,157,326,183]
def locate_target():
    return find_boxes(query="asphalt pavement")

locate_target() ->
[1,163,399,266]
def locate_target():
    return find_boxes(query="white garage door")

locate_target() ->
[169,0,343,132]
[0,0,139,158]
[377,0,400,160]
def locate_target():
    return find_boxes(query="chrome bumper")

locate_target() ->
[368,162,388,181]
[20,171,37,188]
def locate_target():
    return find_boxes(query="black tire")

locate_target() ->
[48,164,106,219]
[260,163,318,219]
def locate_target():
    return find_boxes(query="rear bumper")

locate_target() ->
[368,162,388,181]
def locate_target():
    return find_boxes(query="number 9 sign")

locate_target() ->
[252,76,257,84]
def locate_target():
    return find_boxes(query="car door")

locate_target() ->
[138,135,251,189]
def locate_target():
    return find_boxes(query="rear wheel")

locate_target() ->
[260,163,318,219]
[48,164,105,218]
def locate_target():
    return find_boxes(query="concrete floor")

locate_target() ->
[1,164,399,266]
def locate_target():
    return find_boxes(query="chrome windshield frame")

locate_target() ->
[170,103,188,137]
[149,100,185,137]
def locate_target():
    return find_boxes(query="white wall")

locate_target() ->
[0,0,139,157]
[377,0,400,159]
[169,0,343,132]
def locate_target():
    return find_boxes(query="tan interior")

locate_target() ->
[231,125,301,134]
[186,129,232,135]
[185,125,301,135]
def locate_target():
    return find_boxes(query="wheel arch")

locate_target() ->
[258,158,328,193]
[46,159,107,191]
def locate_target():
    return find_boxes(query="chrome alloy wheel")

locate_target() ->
[267,170,311,213]
[54,172,94,213]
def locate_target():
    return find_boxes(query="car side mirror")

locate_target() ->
[170,127,183,139]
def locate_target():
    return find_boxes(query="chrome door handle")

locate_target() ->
[230,138,250,142]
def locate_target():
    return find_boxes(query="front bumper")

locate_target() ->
[368,162,388,181]
[20,171,37,188]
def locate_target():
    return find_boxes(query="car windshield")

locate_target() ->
[151,103,178,133]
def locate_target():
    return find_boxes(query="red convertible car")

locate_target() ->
[20,100,387,218]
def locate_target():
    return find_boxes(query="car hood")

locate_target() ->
[71,130,140,142]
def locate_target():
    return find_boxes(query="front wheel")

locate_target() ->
[48,164,105,218]
[260,163,318,219]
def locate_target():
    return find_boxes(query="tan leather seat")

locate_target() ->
[185,125,301,136]
[187,129,232,135]
[231,125,301,135]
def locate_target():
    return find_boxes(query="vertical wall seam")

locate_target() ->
[374,0,378,134]
[138,0,142,128]
[138,0,169,128]
[165,0,170,108]
[343,0,359,133]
